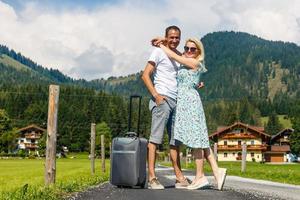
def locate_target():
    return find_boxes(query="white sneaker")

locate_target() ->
[217,168,227,190]
[175,177,191,189]
[187,177,209,190]
[148,177,165,190]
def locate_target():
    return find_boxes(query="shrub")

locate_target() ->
[17,149,26,158]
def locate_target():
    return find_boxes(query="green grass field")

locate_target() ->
[0,154,110,200]
[163,161,300,185]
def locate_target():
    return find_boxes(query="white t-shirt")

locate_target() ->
[148,47,180,100]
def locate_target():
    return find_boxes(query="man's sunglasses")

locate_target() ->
[184,46,198,53]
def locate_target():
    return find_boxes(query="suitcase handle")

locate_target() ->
[128,95,142,136]
[124,132,137,138]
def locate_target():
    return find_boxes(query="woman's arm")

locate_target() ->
[151,37,165,46]
[159,43,199,69]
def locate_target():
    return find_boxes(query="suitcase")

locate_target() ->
[110,95,147,188]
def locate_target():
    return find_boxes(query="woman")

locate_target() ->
[153,37,227,190]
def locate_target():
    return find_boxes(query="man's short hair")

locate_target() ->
[165,25,181,37]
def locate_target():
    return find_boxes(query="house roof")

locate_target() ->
[271,128,294,141]
[17,124,46,133]
[209,121,271,138]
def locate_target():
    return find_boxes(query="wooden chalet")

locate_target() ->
[209,122,271,162]
[16,124,46,152]
[264,128,293,162]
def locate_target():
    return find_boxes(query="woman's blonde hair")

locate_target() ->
[185,38,205,62]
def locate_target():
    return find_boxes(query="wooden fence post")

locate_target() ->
[45,85,59,185]
[109,142,112,159]
[214,143,218,161]
[90,123,96,175]
[101,134,105,173]
[241,143,247,172]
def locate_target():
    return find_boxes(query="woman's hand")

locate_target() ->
[151,37,166,47]
[198,82,204,89]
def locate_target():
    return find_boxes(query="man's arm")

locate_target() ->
[141,61,165,105]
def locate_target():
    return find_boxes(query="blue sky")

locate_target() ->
[0,0,299,80]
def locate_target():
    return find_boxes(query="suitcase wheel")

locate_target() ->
[140,181,147,189]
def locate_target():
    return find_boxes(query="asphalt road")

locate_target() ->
[70,166,299,200]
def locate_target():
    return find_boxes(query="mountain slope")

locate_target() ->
[0,45,73,84]
[201,31,300,100]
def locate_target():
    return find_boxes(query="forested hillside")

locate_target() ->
[201,31,300,101]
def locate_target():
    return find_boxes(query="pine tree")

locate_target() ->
[96,122,112,157]
[265,112,283,135]
[290,118,300,156]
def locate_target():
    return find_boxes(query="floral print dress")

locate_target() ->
[174,62,210,148]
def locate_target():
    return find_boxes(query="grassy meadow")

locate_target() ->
[0,153,110,200]
[260,115,292,128]
[163,161,300,185]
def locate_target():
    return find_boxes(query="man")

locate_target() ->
[141,26,189,189]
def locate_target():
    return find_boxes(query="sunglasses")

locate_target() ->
[184,46,198,53]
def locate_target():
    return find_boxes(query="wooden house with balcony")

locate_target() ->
[16,124,46,153]
[209,122,271,162]
[264,128,293,162]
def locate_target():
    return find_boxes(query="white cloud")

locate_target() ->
[0,0,299,80]
[71,45,114,79]
[211,0,300,44]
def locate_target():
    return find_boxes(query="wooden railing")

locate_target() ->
[25,143,38,149]
[222,134,256,139]
[25,133,41,139]
[267,145,290,152]
[218,144,267,151]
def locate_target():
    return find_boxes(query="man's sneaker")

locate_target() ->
[175,177,191,189]
[148,177,164,190]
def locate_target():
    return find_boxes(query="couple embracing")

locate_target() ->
[142,26,227,190]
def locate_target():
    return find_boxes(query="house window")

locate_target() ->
[257,155,259,159]
[20,139,24,143]
[224,153,228,158]
[224,141,227,146]
[251,153,255,157]
[241,129,244,133]
[251,140,255,145]
[238,140,242,146]
[233,152,235,156]
[233,129,241,133]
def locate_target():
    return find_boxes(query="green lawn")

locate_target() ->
[163,161,300,185]
[0,155,110,200]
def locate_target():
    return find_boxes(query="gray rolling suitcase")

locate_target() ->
[110,95,147,188]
